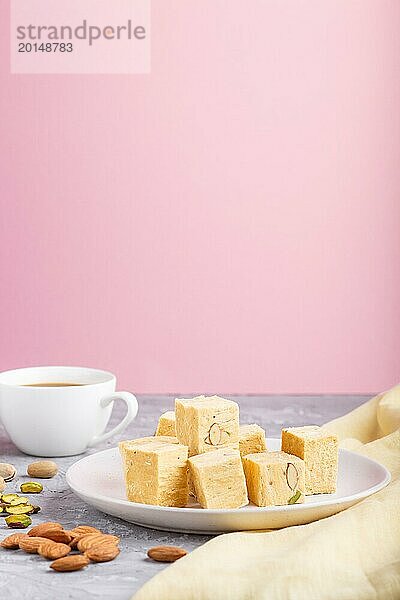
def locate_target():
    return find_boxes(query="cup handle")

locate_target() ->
[87,392,138,447]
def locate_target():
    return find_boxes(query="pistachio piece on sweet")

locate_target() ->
[20,482,43,494]
[27,461,58,479]
[286,463,299,491]
[5,514,32,528]
[208,423,222,446]
[288,490,301,504]
[0,463,17,482]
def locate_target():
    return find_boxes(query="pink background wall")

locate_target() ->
[1,1,399,394]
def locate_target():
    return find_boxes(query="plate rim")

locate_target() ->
[66,440,391,515]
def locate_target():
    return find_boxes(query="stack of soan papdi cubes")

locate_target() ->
[119,396,338,510]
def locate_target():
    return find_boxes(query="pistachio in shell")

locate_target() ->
[5,514,32,529]
[0,463,16,483]
[27,461,58,479]
[6,504,35,516]
[20,482,43,494]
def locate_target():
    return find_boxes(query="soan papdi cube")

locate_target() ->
[239,424,267,457]
[155,411,176,437]
[188,448,248,509]
[281,426,338,495]
[242,451,305,506]
[119,436,188,507]
[175,395,239,456]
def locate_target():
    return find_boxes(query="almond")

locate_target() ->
[38,541,71,560]
[67,525,101,548]
[40,529,72,544]
[68,525,101,537]
[0,533,29,549]
[147,545,188,562]
[19,536,51,553]
[77,533,119,552]
[85,544,120,562]
[28,522,62,537]
[27,460,58,479]
[50,554,90,572]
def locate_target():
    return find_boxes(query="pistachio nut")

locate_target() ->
[208,423,222,446]
[30,505,41,514]
[288,490,302,505]
[20,482,43,494]
[0,463,17,482]
[6,504,35,515]
[5,514,32,528]
[1,493,19,504]
[9,497,29,506]
[27,461,58,479]
[286,463,299,491]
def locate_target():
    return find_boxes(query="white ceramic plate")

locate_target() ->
[66,439,390,534]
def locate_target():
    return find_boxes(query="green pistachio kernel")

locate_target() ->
[5,514,32,528]
[1,494,19,504]
[288,490,302,505]
[6,504,35,515]
[20,482,43,494]
[9,496,29,506]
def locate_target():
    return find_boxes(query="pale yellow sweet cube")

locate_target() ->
[155,411,176,437]
[119,436,188,507]
[175,395,239,456]
[239,424,267,457]
[281,426,338,494]
[188,448,248,509]
[242,451,305,506]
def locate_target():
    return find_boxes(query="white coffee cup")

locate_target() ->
[0,366,138,457]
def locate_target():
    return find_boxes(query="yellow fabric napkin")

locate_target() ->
[133,388,400,600]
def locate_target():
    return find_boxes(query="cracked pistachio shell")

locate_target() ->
[5,514,32,528]
[0,463,17,482]
[20,482,43,494]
